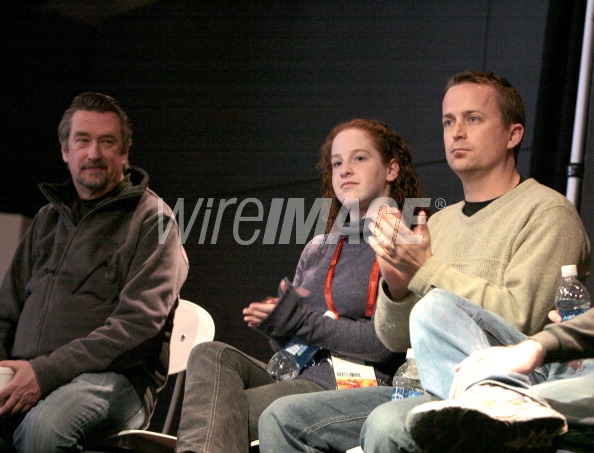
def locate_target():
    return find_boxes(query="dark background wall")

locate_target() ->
[2,0,592,432]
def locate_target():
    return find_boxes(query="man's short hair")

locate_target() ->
[58,92,133,154]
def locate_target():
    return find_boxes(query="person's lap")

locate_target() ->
[259,386,393,452]
[2,372,143,453]
[177,341,327,453]
[246,377,326,439]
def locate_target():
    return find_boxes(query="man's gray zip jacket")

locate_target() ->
[0,166,188,421]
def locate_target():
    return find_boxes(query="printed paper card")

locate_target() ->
[331,356,378,389]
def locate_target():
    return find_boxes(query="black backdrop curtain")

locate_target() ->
[531,0,587,195]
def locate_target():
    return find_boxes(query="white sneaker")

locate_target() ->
[406,380,568,452]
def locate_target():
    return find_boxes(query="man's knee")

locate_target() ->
[410,289,468,331]
[362,398,432,453]
[260,395,292,426]
[410,289,444,330]
[260,394,306,437]
[13,409,70,453]
[362,401,398,440]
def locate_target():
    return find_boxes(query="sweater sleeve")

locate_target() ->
[373,279,418,352]
[530,308,594,364]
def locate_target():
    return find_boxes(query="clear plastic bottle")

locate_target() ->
[391,348,425,400]
[554,264,591,322]
[267,310,336,381]
[267,337,320,381]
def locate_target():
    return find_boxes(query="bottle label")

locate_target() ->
[555,298,590,322]
[391,387,425,400]
[285,342,307,356]
[391,357,425,400]
[284,337,320,369]
[559,307,589,322]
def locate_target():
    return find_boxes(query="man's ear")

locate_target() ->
[61,146,69,163]
[508,123,524,150]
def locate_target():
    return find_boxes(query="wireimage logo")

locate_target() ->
[158,197,432,245]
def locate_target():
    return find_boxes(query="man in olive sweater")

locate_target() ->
[406,299,594,452]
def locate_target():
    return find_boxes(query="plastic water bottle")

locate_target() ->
[554,264,591,322]
[267,310,336,381]
[391,348,425,400]
[267,337,320,381]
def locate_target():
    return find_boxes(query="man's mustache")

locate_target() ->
[81,163,107,170]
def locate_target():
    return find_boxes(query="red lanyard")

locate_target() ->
[324,236,380,320]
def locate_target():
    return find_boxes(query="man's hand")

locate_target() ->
[367,209,431,300]
[455,340,546,376]
[0,360,42,417]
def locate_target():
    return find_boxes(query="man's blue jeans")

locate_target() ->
[410,288,536,398]
[0,371,144,453]
[258,385,395,453]
[363,289,594,452]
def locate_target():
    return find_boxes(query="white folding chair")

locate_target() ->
[86,299,215,453]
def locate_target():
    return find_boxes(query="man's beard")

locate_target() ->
[77,172,109,193]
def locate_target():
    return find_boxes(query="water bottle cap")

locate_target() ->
[406,348,415,359]
[561,264,578,277]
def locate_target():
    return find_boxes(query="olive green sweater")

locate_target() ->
[375,178,591,351]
